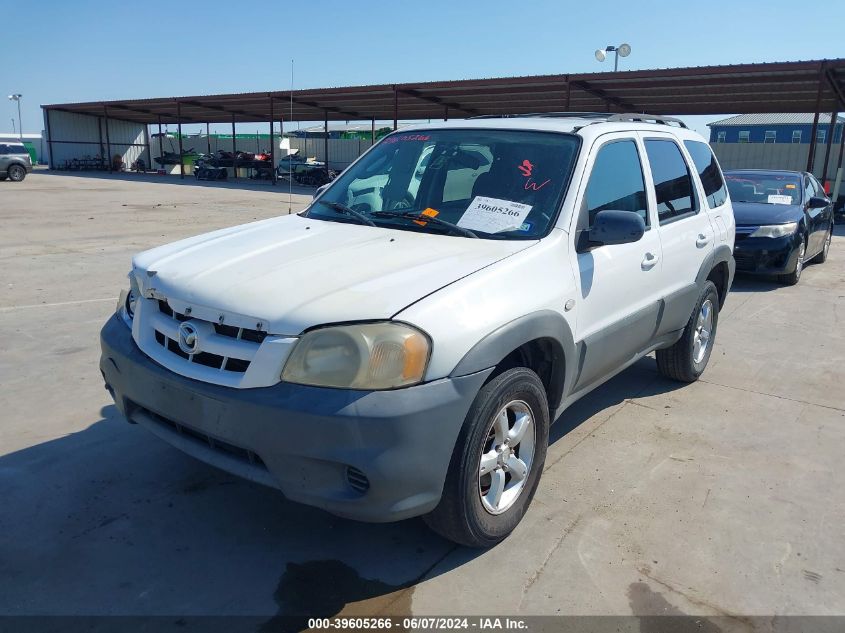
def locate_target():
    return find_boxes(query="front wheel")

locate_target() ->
[779,239,806,285]
[423,367,549,548]
[656,281,719,383]
[812,227,832,264]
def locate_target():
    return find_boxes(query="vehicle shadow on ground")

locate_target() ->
[37,169,317,196]
[728,274,783,293]
[833,222,845,238]
[0,359,681,623]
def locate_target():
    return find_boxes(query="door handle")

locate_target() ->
[641,252,659,270]
[696,233,711,248]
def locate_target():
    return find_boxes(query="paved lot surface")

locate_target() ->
[1,173,844,623]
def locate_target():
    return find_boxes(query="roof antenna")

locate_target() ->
[288,58,294,214]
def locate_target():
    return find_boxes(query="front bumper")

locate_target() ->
[100,315,491,522]
[733,233,802,275]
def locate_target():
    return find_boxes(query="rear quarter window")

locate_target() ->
[684,140,728,208]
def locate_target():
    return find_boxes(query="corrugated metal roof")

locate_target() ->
[42,58,845,125]
[708,113,845,126]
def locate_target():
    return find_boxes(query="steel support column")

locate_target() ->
[807,66,825,172]
[393,86,398,130]
[371,117,375,144]
[231,114,237,180]
[821,110,838,185]
[103,105,112,173]
[97,116,104,163]
[177,102,184,179]
[157,117,163,172]
[444,106,449,121]
[324,110,329,171]
[143,124,151,172]
[270,96,276,185]
[45,108,54,169]
[206,122,211,155]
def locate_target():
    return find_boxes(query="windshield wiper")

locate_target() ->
[371,211,478,238]
[314,200,376,227]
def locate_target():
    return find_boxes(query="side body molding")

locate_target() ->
[449,310,576,412]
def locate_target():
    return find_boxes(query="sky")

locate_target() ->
[4,0,845,139]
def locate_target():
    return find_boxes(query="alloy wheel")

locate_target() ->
[795,242,805,280]
[478,400,536,515]
[693,299,713,365]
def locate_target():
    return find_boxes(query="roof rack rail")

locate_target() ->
[469,112,610,120]
[605,113,688,128]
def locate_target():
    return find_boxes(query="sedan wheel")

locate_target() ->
[779,240,805,285]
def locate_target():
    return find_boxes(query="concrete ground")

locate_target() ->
[1,173,843,623]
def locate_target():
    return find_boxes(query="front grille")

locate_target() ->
[345,466,370,494]
[153,300,264,373]
[137,404,266,469]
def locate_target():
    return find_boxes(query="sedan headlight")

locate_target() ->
[282,322,430,390]
[749,222,798,238]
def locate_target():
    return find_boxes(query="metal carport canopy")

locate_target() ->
[43,58,845,123]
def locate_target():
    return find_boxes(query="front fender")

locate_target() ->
[449,310,575,412]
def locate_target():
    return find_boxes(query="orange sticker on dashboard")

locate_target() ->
[414,207,439,226]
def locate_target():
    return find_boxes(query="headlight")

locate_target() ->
[282,322,430,390]
[116,274,140,326]
[749,222,798,238]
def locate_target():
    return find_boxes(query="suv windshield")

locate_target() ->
[306,129,580,239]
[725,172,801,205]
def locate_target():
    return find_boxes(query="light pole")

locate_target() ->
[8,94,22,140]
[595,44,631,71]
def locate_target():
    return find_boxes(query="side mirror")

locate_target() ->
[313,183,329,199]
[585,210,646,249]
[808,196,829,209]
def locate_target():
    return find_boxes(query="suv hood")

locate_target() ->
[133,214,534,334]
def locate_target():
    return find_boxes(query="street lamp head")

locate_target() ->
[8,94,22,101]
[595,49,607,62]
[617,43,632,57]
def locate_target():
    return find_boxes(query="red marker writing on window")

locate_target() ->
[518,160,534,177]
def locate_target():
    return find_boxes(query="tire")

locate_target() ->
[656,280,719,383]
[812,227,832,264]
[779,238,806,286]
[423,367,549,548]
[7,164,26,182]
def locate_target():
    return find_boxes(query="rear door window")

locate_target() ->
[644,139,698,224]
[683,140,727,208]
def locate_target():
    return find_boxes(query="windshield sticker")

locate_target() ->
[414,207,439,226]
[785,184,796,189]
[768,194,793,205]
[457,196,533,234]
[518,160,534,177]
[382,134,431,145]
[518,221,533,232]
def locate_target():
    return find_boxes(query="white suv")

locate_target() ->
[101,113,735,547]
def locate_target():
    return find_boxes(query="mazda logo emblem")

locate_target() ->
[177,321,200,355]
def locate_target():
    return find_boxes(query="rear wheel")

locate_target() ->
[812,227,832,264]
[7,164,26,182]
[779,239,806,285]
[656,281,719,383]
[423,367,549,548]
